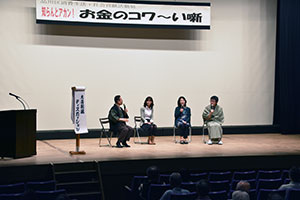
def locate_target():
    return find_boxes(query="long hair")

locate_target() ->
[143,96,154,109]
[177,96,187,107]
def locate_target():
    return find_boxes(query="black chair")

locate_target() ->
[209,180,230,192]
[26,180,56,191]
[286,189,300,200]
[209,171,232,181]
[232,171,257,180]
[209,190,227,200]
[130,176,148,194]
[160,174,171,184]
[281,169,290,180]
[0,193,26,200]
[0,183,25,194]
[181,183,197,192]
[256,170,281,180]
[170,192,197,200]
[256,178,283,190]
[257,189,285,200]
[147,184,170,200]
[35,189,68,200]
[190,173,208,182]
[99,118,114,147]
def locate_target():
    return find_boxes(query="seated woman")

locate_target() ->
[140,96,157,145]
[174,96,191,144]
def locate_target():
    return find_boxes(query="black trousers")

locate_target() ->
[178,124,189,139]
[116,123,133,143]
[141,123,157,136]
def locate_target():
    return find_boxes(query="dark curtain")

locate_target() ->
[274,0,300,134]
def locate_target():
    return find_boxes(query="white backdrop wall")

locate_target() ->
[0,0,277,130]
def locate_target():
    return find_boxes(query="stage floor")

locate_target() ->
[1,134,300,167]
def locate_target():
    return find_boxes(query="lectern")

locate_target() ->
[0,110,36,158]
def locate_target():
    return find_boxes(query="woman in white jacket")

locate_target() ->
[140,96,157,145]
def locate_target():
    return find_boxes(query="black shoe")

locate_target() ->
[122,142,131,147]
[180,140,185,144]
[184,141,189,144]
[116,142,123,148]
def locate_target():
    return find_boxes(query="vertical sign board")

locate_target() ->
[71,86,88,134]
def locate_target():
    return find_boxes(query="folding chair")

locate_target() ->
[173,126,192,143]
[98,118,113,147]
[133,116,148,144]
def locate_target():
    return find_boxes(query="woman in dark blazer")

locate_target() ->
[174,96,191,144]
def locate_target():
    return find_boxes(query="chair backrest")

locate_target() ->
[257,170,281,180]
[181,183,197,192]
[26,180,56,192]
[160,174,171,184]
[130,176,148,193]
[35,189,67,200]
[99,118,110,130]
[0,183,25,194]
[256,178,283,190]
[209,180,230,192]
[257,189,285,200]
[147,184,170,200]
[286,189,300,200]
[170,192,197,200]
[209,190,227,200]
[190,173,208,182]
[233,171,257,180]
[281,169,290,180]
[209,171,232,181]
[134,116,142,128]
[0,193,26,200]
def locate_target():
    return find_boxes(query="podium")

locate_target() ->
[0,110,37,158]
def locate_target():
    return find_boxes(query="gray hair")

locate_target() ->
[232,190,250,200]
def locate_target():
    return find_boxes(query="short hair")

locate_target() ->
[146,166,160,182]
[210,95,219,103]
[232,190,250,200]
[177,96,187,107]
[169,172,182,188]
[114,95,121,103]
[236,180,251,192]
[196,179,210,197]
[143,96,154,109]
[289,166,300,182]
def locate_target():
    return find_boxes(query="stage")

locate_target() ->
[1,133,300,199]
[1,133,300,167]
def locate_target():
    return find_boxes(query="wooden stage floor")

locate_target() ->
[1,134,300,167]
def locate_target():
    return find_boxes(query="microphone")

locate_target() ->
[9,93,20,98]
[8,92,30,110]
[123,104,126,110]
[210,104,215,112]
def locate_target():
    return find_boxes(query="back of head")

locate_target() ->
[169,172,182,188]
[232,190,250,200]
[236,180,251,192]
[289,166,300,183]
[146,166,160,183]
[196,179,210,197]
